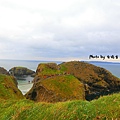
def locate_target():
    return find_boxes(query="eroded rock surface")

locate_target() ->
[0,67,9,75]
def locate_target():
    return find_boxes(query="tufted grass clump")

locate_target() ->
[0,93,120,120]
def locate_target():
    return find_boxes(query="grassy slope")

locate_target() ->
[41,75,85,100]
[0,74,24,100]
[26,75,85,102]
[42,75,83,96]
[0,93,120,120]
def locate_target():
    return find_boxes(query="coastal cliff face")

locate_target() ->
[9,67,35,77]
[59,61,120,100]
[25,61,120,102]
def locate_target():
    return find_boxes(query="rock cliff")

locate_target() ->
[25,61,120,102]
[59,61,120,100]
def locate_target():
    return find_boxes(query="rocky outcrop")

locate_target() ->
[9,67,35,77]
[33,63,60,83]
[25,75,85,102]
[0,67,9,75]
[26,61,120,102]
[59,61,120,100]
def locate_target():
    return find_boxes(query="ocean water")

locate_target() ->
[0,59,61,71]
[0,59,120,94]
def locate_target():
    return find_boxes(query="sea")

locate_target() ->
[0,59,120,95]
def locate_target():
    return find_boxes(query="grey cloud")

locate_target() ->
[0,0,120,60]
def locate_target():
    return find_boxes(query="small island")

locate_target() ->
[9,67,35,77]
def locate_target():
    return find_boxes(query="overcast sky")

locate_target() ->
[0,0,120,61]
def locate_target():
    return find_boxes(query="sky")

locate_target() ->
[0,0,120,61]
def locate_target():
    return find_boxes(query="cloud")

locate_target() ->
[0,0,120,61]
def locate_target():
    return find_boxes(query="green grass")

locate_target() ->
[0,93,120,120]
[36,63,65,76]
[42,75,84,99]
[26,75,85,102]
[91,93,120,119]
[0,74,24,100]
[59,64,67,72]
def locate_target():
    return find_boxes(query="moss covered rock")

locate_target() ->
[33,63,66,83]
[26,75,85,102]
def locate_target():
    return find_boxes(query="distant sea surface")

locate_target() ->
[0,59,62,71]
[0,59,120,94]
